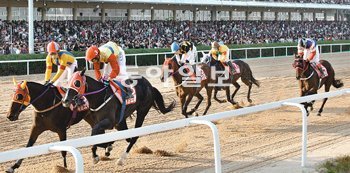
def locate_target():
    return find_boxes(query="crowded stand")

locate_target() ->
[1,20,349,54]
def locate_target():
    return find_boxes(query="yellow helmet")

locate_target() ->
[211,41,220,49]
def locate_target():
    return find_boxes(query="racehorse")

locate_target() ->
[160,56,214,118]
[6,79,90,173]
[292,54,343,116]
[62,69,175,165]
[201,53,260,105]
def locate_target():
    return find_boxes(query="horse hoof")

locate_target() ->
[248,99,252,103]
[6,168,14,173]
[317,113,321,116]
[93,156,100,164]
[105,146,113,157]
[192,112,199,117]
[117,159,124,166]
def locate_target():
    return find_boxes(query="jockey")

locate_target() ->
[297,38,327,78]
[210,41,235,76]
[85,41,132,98]
[171,41,197,65]
[44,41,78,87]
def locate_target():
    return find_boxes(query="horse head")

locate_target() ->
[7,78,30,121]
[62,69,87,108]
[292,54,309,80]
[160,56,179,82]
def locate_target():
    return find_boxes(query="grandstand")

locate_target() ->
[0,0,349,54]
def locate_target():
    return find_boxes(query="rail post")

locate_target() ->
[27,62,30,75]
[190,120,222,173]
[282,102,308,167]
[49,146,84,173]
[157,53,159,66]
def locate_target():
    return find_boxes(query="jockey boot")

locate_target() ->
[123,79,134,99]
[226,61,235,80]
[125,87,134,99]
[317,64,328,78]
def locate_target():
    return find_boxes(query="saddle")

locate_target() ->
[110,79,137,105]
[215,61,240,75]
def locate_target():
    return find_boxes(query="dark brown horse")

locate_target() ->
[201,53,260,105]
[62,70,175,165]
[6,79,90,173]
[292,54,343,116]
[160,56,213,118]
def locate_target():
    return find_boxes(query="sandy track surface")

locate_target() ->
[0,53,349,173]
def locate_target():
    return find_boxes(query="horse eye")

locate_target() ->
[16,94,24,100]
[74,80,81,88]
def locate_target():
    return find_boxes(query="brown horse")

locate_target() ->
[201,53,260,105]
[292,54,344,116]
[160,56,213,118]
[6,80,91,173]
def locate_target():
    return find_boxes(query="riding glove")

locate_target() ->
[102,79,110,86]
[44,81,53,87]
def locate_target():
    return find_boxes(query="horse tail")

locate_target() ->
[332,79,344,88]
[243,61,260,87]
[152,87,176,114]
[250,73,260,87]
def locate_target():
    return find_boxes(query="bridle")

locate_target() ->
[12,81,52,114]
[293,58,314,81]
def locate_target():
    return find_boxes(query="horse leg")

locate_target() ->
[214,87,226,103]
[57,130,68,168]
[91,119,113,164]
[187,92,204,116]
[183,94,194,116]
[179,93,189,118]
[7,126,45,173]
[117,109,148,166]
[116,119,131,143]
[317,83,331,116]
[230,82,241,104]
[202,86,213,115]
[242,79,253,103]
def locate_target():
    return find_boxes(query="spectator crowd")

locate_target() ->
[1,20,350,54]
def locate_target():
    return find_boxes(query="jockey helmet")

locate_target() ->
[47,41,60,54]
[171,42,179,53]
[85,45,100,62]
[211,41,220,50]
[299,38,306,48]
[179,41,191,54]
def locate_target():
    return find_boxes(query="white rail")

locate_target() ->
[0,43,349,75]
[0,88,349,172]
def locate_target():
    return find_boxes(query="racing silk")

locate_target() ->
[45,50,76,82]
[298,39,319,62]
[210,44,229,62]
[93,41,121,80]
[298,39,317,54]
[177,41,197,65]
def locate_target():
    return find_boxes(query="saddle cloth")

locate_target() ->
[310,63,328,78]
[110,80,137,105]
[231,62,241,74]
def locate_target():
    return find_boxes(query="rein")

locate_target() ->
[18,86,51,113]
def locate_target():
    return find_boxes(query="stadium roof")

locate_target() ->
[1,0,350,11]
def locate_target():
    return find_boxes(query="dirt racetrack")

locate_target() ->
[0,53,349,173]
